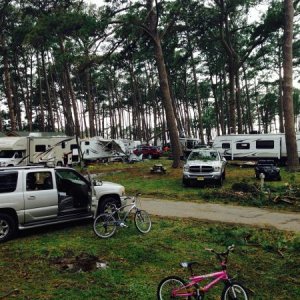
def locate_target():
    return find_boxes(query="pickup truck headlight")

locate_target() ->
[183,165,189,172]
[214,166,221,172]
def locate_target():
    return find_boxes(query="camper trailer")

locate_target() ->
[80,137,127,162]
[37,137,79,166]
[179,137,202,157]
[0,134,72,167]
[212,133,300,162]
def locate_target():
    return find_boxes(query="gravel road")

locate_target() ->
[140,198,300,232]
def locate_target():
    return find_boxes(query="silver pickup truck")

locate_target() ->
[182,148,226,187]
[0,166,126,242]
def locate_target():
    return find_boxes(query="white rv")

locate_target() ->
[37,137,79,166]
[0,137,27,167]
[0,134,73,167]
[179,137,201,156]
[80,137,127,162]
[212,133,300,162]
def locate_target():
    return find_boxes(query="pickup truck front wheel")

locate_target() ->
[98,196,120,214]
[0,213,16,243]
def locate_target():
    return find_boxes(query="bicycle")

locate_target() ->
[157,245,249,300]
[93,193,151,238]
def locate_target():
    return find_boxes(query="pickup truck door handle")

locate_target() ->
[27,196,36,200]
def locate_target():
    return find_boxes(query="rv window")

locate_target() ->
[0,150,15,158]
[236,143,250,149]
[0,172,18,193]
[256,140,274,149]
[70,144,78,150]
[85,141,90,145]
[61,142,66,149]
[222,143,231,149]
[35,145,46,152]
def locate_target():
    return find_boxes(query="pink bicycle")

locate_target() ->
[157,245,249,300]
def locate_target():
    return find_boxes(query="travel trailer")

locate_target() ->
[80,137,127,162]
[179,137,201,156]
[212,133,300,162]
[0,134,71,167]
[37,137,79,166]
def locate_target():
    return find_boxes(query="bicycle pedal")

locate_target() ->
[119,222,128,228]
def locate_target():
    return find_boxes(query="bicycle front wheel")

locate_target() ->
[134,210,151,233]
[157,276,191,300]
[221,282,249,300]
[93,213,116,238]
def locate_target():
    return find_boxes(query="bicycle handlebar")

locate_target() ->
[124,193,142,203]
[205,244,235,255]
[205,245,235,263]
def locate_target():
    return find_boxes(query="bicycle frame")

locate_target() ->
[111,198,139,223]
[172,270,229,297]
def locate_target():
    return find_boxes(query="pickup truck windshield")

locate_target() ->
[188,151,219,161]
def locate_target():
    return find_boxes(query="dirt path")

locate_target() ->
[141,198,300,232]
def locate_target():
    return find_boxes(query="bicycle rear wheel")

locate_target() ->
[157,276,191,300]
[93,213,116,238]
[134,210,151,233]
[221,282,249,300]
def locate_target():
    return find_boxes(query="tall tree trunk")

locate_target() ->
[283,0,299,170]
[59,38,80,137]
[1,35,16,131]
[191,52,205,143]
[153,36,182,167]
[84,67,96,137]
[41,50,55,131]
[145,0,182,167]
[278,36,285,133]
[242,65,253,132]
[37,51,45,132]
[235,67,243,133]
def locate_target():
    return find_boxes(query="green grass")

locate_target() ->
[2,160,297,299]
[1,218,299,299]
[87,159,300,211]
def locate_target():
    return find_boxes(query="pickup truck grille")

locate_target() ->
[189,166,214,173]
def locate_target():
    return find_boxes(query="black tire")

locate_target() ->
[182,178,190,187]
[93,213,116,238]
[98,196,120,214]
[222,170,226,180]
[157,276,191,300]
[221,282,249,300]
[217,176,223,187]
[0,213,17,243]
[134,210,151,234]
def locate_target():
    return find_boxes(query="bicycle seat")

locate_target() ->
[180,261,199,268]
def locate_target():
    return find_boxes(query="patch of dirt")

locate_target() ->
[50,252,108,273]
